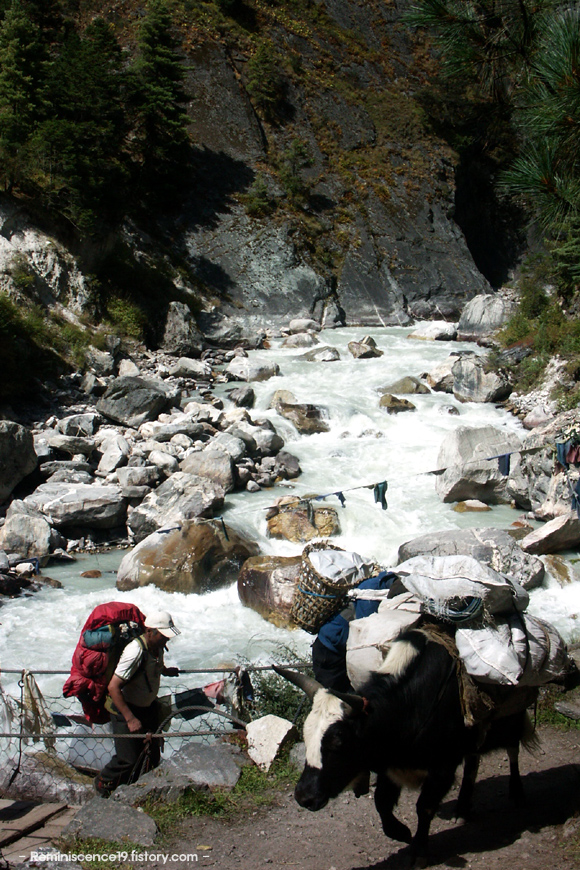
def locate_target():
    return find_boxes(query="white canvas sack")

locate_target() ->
[346,593,422,690]
[395,554,529,616]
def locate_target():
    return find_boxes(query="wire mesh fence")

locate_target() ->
[0,663,310,805]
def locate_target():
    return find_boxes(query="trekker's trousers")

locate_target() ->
[99,700,161,789]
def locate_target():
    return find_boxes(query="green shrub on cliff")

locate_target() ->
[246,41,286,122]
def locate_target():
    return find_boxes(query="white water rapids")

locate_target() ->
[1,326,580,706]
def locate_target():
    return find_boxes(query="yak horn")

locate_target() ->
[273,666,324,700]
[328,689,367,715]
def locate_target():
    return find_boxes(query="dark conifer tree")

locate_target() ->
[129,0,190,202]
[0,0,44,191]
[30,17,128,232]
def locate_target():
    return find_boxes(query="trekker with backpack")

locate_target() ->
[94,610,181,797]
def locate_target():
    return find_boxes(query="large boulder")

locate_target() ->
[379,376,430,395]
[425,356,457,393]
[520,512,580,555]
[126,472,224,542]
[63,797,157,845]
[397,527,545,589]
[96,431,130,474]
[266,497,340,542]
[0,500,60,564]
[226,357,280,382]
[378,394,416,414]
[0,421,37,502]
[2,752,93,805]
[435,425,522,504]
[456,293,517,342]
[113,743,246,805]
[407,321,458,341]
[348,336,383,359]
[180,449,236,493]
[96,377,179,428]
[276,402,329,434]
[55,412,102,437]
[139,415,205,442]
[117,520,258,592]
[281,333,319,348]
[452,354,511,403]
[238,554,302,627]
[161,300,204,357]
[233,420,284,455]
[299,345,341,362]
[45,432,96,456]
[24,482,127,529]
[168,357,213,378]
[288,317,321,333]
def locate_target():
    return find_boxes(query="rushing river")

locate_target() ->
[1,325,579,706]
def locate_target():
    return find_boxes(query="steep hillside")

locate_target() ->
[0,0,511,390]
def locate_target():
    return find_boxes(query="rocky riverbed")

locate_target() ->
[1,298,580,624]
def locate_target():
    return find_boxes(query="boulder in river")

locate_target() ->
[378,394,417,414]
[24,482,127,529]
[348,336,383,359]
[456,293,517,342]
[117,520,258,593]
[407,321,458,341]
[126,472,224,542]
[397,527,545,589]
[452,354,511,403]
[281,333,319,348]
[288,317,321,333]
[299,345,341,362]
[378,376,430,395]
[226,357,280,382]
[435,424,522,504]
[238,554,302,628]
[276,402,329,434]
[425,356,457,393]
[0,499,61,564]
[266,497,340,542]
[520,512,580,555]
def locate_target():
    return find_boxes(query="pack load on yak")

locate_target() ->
[345,555,572,691]
[63,602,146,724]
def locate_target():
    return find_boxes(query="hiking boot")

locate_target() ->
[93,775,113,798]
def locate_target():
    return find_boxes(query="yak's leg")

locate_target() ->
[455,752,480,820]
[374,773,412,844]
[507,744,525,805]
[411,767,457,868]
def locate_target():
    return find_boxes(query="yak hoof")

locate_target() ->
[383,818,413,845]
[408,849,429,870]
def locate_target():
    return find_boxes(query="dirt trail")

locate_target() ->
[159,725,580,870]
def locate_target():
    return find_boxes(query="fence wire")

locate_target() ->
[0,663,310,805]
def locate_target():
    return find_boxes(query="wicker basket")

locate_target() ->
[291,541,361,634]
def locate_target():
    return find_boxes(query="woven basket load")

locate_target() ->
[291,541,363,634]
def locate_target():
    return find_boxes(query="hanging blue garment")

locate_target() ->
[335,491,346,508]
[497,454,511,476]
[373,481,388,510]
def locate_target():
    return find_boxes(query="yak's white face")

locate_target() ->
[303,690,346,769]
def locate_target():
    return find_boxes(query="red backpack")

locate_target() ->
[63,601,146,724]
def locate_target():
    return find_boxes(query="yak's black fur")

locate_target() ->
[294,628,536,866]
